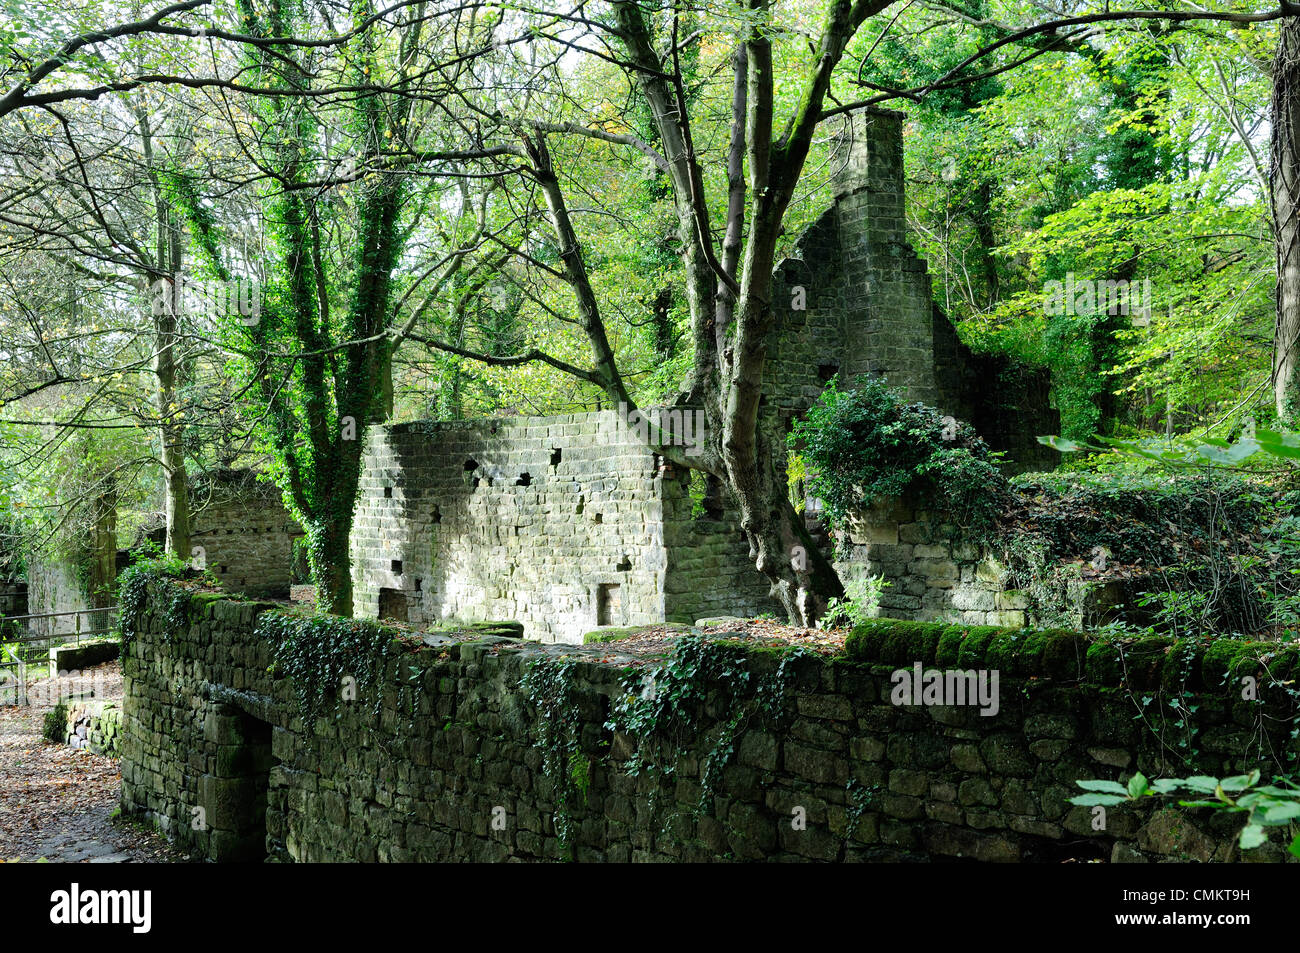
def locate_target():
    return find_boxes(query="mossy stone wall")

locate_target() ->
[120,585,1299,862]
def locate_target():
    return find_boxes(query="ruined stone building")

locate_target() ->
[24,470,303,621]
[350,108,1058,643]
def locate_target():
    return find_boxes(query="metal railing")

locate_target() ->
[0,606,118,706]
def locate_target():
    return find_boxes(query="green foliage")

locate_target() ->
[116,555,198,647]
[821,575,890,630]
[519,654,585,858]
[260,611,396,724]
[999,469,1300,636]
[43,704,67,744]
[789,376,1008,534]
[606,636,810,823]
[1070,770,1300,858]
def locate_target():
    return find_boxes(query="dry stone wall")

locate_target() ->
[61,699,122,757]
[833,494,1029,628]
[119,582,1298,863]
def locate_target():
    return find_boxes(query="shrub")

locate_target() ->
[789,375,1008,534]
[43,704,67,744]
[820,575,890,629]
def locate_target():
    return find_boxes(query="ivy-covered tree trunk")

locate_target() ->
[171,0,407,617]
[1273,16,1300,422]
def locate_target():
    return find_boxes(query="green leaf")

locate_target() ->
[1239,824,1267,851]
[1127,772,1150,798]
[1258,801,1300,825]
[1075,779,1128,794]
[1037,435,1085,453]
[1069,793,1130,807]
[1219,770,1261,793]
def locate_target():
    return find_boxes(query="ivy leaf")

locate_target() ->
[1075,779,1128,794]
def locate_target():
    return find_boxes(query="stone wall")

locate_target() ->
[189,471,304,598]
[832,494,1027,628]
[25,470,302,619]
[0,580,27,617]
[832,497,1129,630]
[25,558,95,631]
[120,582,1298,862]
[767,109,1059,472]
[61,699,122,757]
[351,415,777,643]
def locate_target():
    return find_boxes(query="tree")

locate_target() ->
[1273,14,1300,421]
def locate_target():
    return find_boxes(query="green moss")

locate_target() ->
[954,626,1000,668]
[984,629,1053,677]
[43,704,68,744]
[583,623,692,645]
[1125,636,1176,690]
[1160,638,1202,694]
[1040,631,1086,679]
[845,618,948,665]
[880,622,946,665]
[935,627,967,667]
[1085,640,1125,684]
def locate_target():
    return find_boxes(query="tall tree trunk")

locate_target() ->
[1273,16,1300,422]
[144,113,190,559]
[155,301,191,559]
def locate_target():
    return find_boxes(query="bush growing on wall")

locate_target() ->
[789,376,1009,533]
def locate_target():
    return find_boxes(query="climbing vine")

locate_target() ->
[261,611,397,724]
[607,636,812,827]
[116,554,208,648]
[519,654,585,858]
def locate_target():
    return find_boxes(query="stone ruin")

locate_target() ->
[350,108,1059,642]
[21,469,304,624]
[7,110,1057,642]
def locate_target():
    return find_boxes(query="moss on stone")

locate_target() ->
[845,618,945,664]
[935,627,967,667]
[952,625,1000,669]
[1040,630,1087,680]
[1124,636,1176,691]
[1084,641,1125,684]
[582,623,691,645]
[987,629,1054,677]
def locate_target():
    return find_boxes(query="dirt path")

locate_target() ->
[0,662,187,863]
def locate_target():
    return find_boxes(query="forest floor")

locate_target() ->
[0,662,187,863]
[581,618,850,663]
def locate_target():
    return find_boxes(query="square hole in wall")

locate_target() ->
[597,583,621,626]
[378,587,408,623]
[391,559,403,574]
